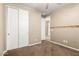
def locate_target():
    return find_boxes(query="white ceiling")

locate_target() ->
[22,3,69,15]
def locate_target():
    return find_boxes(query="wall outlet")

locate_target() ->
[63,40,66,43]
[65,40,68,43]
[63,40,68,43]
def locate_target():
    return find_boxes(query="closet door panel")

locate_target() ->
[19,9,29,48]
[6,7,19,50]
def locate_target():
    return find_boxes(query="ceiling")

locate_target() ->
[23,3,69,15]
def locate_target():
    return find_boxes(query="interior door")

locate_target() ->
[19,9,29,48]
[45,16,51,40]
[6,7,19,50]
[41,18,45,40]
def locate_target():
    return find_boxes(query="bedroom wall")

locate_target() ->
[29,9,41,44]
[0,3,5,55]
[50,4,79,50]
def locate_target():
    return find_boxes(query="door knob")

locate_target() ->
[8,33,10,35]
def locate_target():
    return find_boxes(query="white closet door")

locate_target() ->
[6,7,19,50]
[19,9,29,48]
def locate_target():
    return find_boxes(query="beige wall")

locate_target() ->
[0,3,41,55]
[29,9,41,44]
[51,4,79,49]
[0,4,5,55]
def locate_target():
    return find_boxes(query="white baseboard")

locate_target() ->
[1,42,41,56]
[2,50,7,56]
[28,41,41,46]
[47,40,79,52]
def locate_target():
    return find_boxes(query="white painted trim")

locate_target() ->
[28,42,41,46]
[2,50,8,56]
[47,40,79,52]
[2,42,41,56]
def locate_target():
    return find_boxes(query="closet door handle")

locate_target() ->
[8,33,10,35]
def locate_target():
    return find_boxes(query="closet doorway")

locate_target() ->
[5,5,29,50]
